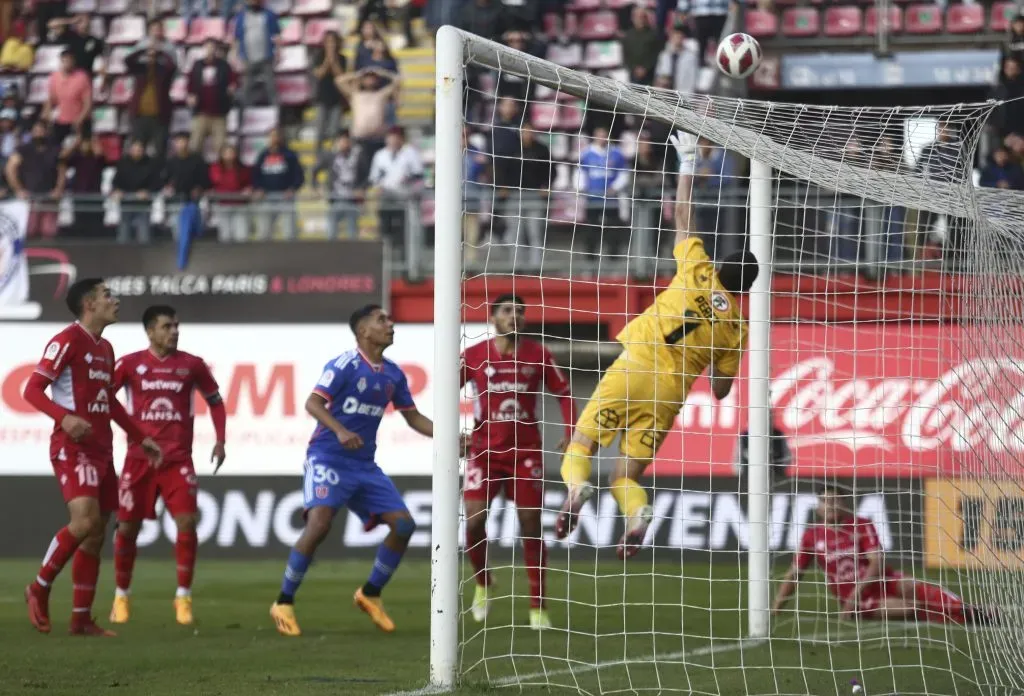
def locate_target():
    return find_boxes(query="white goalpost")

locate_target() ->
[429,24,1022,696]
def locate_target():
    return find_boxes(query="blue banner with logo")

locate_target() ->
[779,49,999,90]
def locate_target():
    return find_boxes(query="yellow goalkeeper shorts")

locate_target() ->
[575,352,684,462]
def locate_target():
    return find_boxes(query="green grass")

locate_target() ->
[0,559,1000,696]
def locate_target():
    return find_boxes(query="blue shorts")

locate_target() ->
[302,452,407,523]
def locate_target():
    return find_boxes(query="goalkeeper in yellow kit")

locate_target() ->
[556,133,760,559]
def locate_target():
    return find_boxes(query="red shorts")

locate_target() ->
[843,569,906,616]
[463,450,544,508]
[117,457,198,522]
[51,445,118,513]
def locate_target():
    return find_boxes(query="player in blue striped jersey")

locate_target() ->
[270,305,435,636]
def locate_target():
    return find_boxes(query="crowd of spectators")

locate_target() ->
[0,0,431,243]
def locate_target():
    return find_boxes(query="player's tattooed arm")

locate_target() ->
[400,408,434,438]
[305,393,364,449]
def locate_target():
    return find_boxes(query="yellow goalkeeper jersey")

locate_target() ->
[616,237,747,396]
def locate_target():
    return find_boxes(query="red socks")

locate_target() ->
[114,531,137,592]
[35,526,81,590]
[914,581,965,625]
[522,537,547,609]
[71,549,100,621]
[466,524,492,587]
[176,530,197,591]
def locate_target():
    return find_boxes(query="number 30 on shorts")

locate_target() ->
[309,464,340,486]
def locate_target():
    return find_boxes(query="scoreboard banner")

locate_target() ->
[0,475,920,560]
[924,479,1024,570]
[2,322,1023,478]
[1,241,383,323]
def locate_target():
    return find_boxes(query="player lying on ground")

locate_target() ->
[109,305,227,626]
[22,278,162,636]
[557,133,759,559]
[461,294,577,629]
[772,482,997,626]
[270,305,437,636]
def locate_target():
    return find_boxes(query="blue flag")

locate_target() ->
[176,202,202,270]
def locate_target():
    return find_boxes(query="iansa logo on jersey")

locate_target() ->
[141,396,183,422]
[88,389,109,414]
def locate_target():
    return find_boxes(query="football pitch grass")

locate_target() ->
[0,558,993,696]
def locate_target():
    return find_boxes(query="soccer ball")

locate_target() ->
[716,33,762,79]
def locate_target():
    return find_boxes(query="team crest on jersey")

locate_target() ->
[136,364,148,375]
[711,291,730,313]
[357,377,367,393]
[315,486,329,499]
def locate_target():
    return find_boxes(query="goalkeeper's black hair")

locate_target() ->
[491,293,525,314]
[349,304,383,335]
[142,305,177,329]
[717,251,759,295]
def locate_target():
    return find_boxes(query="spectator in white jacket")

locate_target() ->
[655,23,700,94]
[369,126,423,249]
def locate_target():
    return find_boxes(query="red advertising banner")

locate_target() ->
[654,323,1024,479]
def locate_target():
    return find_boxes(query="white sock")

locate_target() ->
[115,587,130,598]
[176,587,191,598]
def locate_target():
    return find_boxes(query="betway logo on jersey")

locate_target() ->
[141,397,183,422]
[340,396,384,418]
[487,380,528,393]
[88,369,111,382]
[141,379,185,393]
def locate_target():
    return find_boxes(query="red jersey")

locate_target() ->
[795,516,883,600]
[114,349,219,463]
[461,337,572,455]
[34,322,117,458]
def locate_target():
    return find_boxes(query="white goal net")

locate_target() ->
[428,25,1024,696]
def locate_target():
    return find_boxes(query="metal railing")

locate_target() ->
[17,182,949,280]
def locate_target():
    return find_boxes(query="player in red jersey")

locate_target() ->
[109,305,227,626]
[460,293,576,630]
[772,483,997,625]
[21,278,162,636]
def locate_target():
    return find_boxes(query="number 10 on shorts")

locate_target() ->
[76,463,99,487]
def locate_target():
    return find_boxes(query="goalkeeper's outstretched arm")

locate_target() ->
[670,132,695,244]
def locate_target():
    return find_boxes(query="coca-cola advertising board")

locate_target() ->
[656,323,1024,479]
